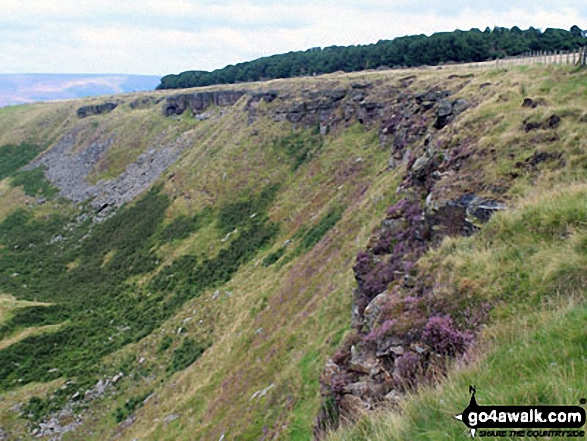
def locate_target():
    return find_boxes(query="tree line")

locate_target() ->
[157,26,586,90]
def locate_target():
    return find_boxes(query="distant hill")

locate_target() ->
[0,74,161,107]
[158,25,586,90]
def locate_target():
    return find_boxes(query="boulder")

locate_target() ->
[376,335,404,357]
[342,381,370,396]
[363,293,389,332]
[163,413,180,424]
[339,394,369,422]
[434,99,469,129]
[428,193,506,237]
[466,197,507,223]
[77,102,118,118]
[384,389,401,404]
[320,360,341,394]
[349,345,378,374]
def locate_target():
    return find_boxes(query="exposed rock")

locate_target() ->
[316,88,501,430]
[163,413,180,424]
[77,102,118,118]
[547,114,561,128]
[342,381,370,396]
[129,96,163,109]
[249,90,279,103]
[163,90,246,116]
[349,345,378,374]
[25,126,195,212]
[427,193,506,237]
[399,75,417,86]
[375,335,404,357]
[35,416,82,439]
[434,98,469,129]
[523,114,562,132]
[320,360,340,395]
[350,288,363,329]
[250,384,275,400]
[363,293,389,332]
[515,151,564,169]
[466,197,507,223]
[339,395,369,422]
[351,82,372,89]
[246,87,352,128]
[521,97,546,108]
[448,74,474,79]
[384,389,401,404]
[121,414,136,429]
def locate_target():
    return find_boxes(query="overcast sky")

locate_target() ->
[1,1,586,76]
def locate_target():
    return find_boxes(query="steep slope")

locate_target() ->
[0,65,585,441]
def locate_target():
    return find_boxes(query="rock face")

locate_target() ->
[129,96,164,110]
[314,83,507,436]
[77,102,118,118]
[163,90,246,116]
[246,88,348,127]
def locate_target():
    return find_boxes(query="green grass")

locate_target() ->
[263,246,287,267]
[158,208,211,243]
[169,338,209,373]
[273,130,324,170]
[0,143,43,180]
[296,207,344,253]
[114,390,153,423]
[10,167,59,198]
[217,184,279,235]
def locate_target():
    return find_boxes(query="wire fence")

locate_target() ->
[451,47,587,69]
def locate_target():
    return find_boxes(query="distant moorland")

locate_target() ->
[0,74,161,107]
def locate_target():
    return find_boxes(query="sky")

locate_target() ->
[1,1,586,76]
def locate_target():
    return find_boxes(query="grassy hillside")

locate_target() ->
[0,64,585,441]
